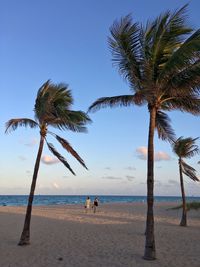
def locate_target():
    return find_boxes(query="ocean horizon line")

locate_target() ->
[0,195,199,207]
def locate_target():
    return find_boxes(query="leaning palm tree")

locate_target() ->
[88,5,200,260]
[5,80,91,246]
[172,137,199,226]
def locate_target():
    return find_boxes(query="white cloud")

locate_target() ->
[154,151,170,161]
[136,146,170,161]
[41,155,59,165]
[136,146,147,160]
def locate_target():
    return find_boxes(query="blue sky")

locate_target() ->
[1,0,200,196]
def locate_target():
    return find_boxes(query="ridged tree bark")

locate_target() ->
[179,158,187,226]
[143,106,156,260]
[18,133,45,245]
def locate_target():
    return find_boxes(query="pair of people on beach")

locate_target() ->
[85,196,99,213]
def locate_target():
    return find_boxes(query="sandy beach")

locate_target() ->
[0,202,199,267]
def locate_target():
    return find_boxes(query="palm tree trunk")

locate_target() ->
[178,159,187,226]
[18,135,45,245]
[143,106,156,260]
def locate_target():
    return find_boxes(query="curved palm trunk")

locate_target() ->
[143,107,156,260]
[18,135,45,245]
[178,158,187,226]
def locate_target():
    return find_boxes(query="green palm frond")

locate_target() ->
[42,111,91,133]
[88,93,145,112]
[46,141,76,175]
[160,29,200,83]
[166,59,200,95]
[173,136,200,158]
[153,5,191,58]
[163,96,200,114]
[52,134,88,169]
[34,80,74,123]
[55,110,91,132]
[36,80,51,100]
[34,80,91,132]
[5,119,39,133]
[155,111,176,143]
[181,160,199,182]
[109,14,142,90]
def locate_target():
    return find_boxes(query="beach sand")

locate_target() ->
[0,202,199,267]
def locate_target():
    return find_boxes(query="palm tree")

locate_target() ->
[88,5,200,260]
[172,137,199,226]
[5,80,91,246]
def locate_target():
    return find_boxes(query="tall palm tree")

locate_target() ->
[88,5,200,260]
[5,80,91,246]
[172,137,199,226]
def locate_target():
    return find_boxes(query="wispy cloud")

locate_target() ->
[101,176,122,180]
[136,146,170,161]
[25,138,38,147]
[19,155,26,161]
[155,180,162,187]
[52,182,59,189]
[125,166,136,171]
[26,170,31,176]
[126,175,135,181]
[168,179,179,186]
[63,175,69,179]
[105,167,111,170]
[41,155,59,165]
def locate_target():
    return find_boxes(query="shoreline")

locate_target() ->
[0,202,199,267]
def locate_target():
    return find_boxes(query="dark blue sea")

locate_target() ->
[0,195,200,206]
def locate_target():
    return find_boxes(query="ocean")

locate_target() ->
[0,195,199,206]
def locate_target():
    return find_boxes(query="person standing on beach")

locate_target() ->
[93,197,99,213]
[85,196,91,213]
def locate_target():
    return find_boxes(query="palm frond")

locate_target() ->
[163,96,200,115]
[181,160,199,182]
[155,111,176,143]
[160,28,200,83]
[34,81,73,122]
[52,111,91,132]
[34,81,91,132]
[173,136,200,158]
[109,14,143,90]
[53,134,88,170]
[143,4,192,82]
[36,80,51,100]
[88,93,144,112]
[46,141,76,175]
[166,59,200,95]
[5,119,39,133]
